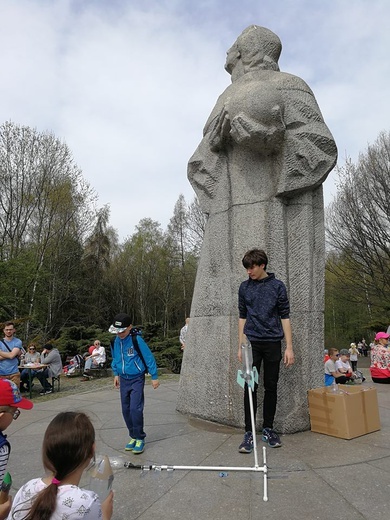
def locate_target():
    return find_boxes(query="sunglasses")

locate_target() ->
[29,347,36,350]
[2,409,20,420]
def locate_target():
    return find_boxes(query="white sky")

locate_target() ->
[0,0,389,240]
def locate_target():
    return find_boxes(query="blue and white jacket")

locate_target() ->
[111,333,158,380]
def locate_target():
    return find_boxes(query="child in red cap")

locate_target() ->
[0,379,33,518]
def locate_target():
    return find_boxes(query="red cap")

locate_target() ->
[0,379,33,410]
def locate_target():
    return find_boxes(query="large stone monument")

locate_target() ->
[176,25,337,433]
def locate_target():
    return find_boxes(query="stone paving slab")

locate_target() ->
[5,375,390,520]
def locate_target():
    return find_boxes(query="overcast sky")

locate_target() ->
[0,0,389,240]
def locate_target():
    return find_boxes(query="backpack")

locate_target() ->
[352,369,365,384]
[110,328,148,374]
[0,431,10,452]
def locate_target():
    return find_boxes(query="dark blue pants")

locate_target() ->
[20,369,38,388]
[244,341,282,431]
[119,374,146,440]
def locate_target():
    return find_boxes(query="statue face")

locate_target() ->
[225,43,240,75]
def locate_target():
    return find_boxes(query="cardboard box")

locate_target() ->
[308,385,381,439]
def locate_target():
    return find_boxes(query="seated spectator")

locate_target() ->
[335,349,353,380]
[37,344,62,395]
[82,340,106,381]
[20,343,41,392]
[370,332,390,383]
[324,348,348,386]
[323,349,330,362]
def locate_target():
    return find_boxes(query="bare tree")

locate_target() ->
[167,195,190,316]
[326,130,390,318]
[187,195,206,255]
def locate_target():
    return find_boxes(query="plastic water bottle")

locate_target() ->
[0,472,12,504]
[241,336,253,381]
[330,379,338,393]
[86,455,114,502]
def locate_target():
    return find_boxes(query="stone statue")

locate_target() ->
[176,25,337,433]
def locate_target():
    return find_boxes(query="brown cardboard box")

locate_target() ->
[308,385,381,439]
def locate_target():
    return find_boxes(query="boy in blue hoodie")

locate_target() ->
[109,313,159,454]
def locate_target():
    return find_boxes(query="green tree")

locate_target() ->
[0,121,96,338]
[167,195,190,317]
[325,130,390,340]
[325,252,377,346]
[81,205,118,327]
[167,195,200,320]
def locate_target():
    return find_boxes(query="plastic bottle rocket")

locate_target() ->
[237,335,258,390]
[86,455,114,502]
[242,336,253,382]
[0,472,12,504]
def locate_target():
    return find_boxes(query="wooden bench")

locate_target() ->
[88,363,110,378]
[51,375,61,392]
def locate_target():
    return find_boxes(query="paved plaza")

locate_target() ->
[6,364,390,520]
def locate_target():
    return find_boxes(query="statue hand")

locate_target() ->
[209,106,231,152]
[230,106,285,153]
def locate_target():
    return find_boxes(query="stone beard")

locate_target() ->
[177,25,337,433]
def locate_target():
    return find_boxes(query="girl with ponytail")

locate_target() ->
[8,412,113,519]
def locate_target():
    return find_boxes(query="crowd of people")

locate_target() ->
[324,331,390,386]
[0,247,297,516]
[0,324,63,396]
[4,243,390,518]
[0,311,162,519]
[0,321,111,396]
[324,348,352,385]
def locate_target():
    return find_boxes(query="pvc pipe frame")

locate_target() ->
[124,382,269,502]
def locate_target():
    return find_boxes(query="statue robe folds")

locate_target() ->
[177,66,337,432]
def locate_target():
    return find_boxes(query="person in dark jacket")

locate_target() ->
[109,313,159,454]
[238,249,294,452]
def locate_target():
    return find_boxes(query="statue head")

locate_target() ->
[225,25,282,80]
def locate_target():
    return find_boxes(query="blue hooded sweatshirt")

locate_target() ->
[111,332,158,380]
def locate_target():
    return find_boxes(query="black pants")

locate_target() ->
[244,341,282,432]
[372,377,390,384]
[37,368,52,391]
